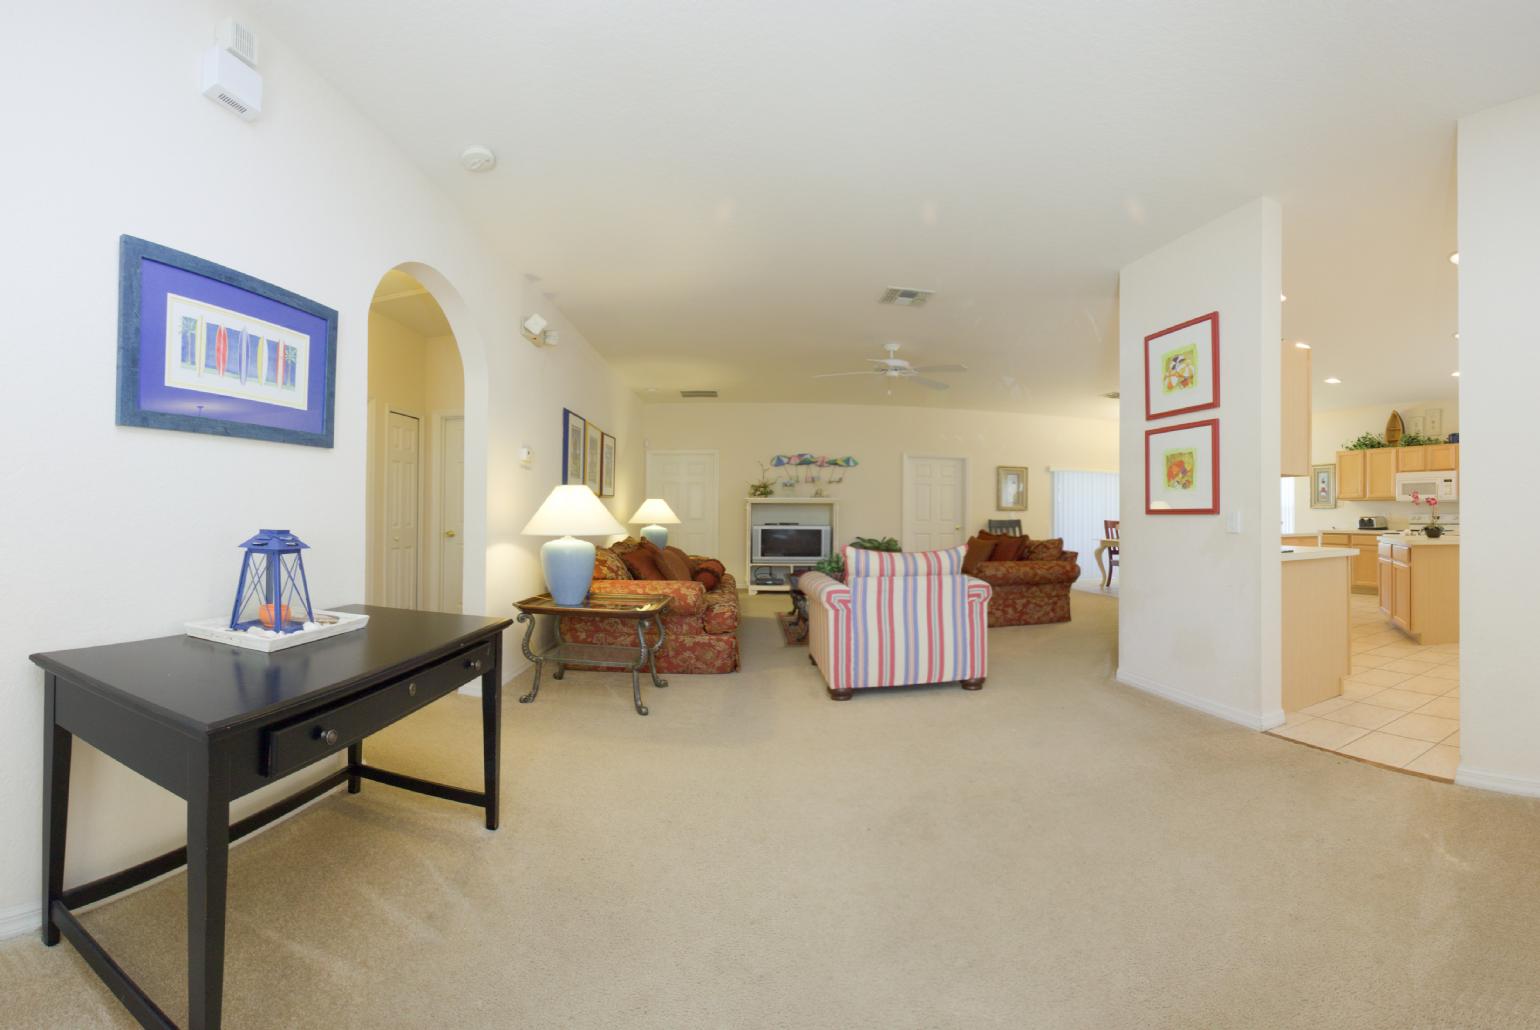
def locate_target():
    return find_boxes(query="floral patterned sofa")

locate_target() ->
[557,537,740,674]
[963,534,1082,626]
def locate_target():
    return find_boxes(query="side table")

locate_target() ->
[514,593,671,715]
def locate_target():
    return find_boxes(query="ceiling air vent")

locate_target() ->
[878,287,934,307]
[680,389,718,399]
[1104,391,1121,400]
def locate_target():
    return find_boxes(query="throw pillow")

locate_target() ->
[657,546,693,582]
[962,536,996,575]
[593,548,631,581]
[990,536,1027,563]
[1026,538,1065,561]
[621,547,666,581]
[693,569,720,591]
[694,558,726,580]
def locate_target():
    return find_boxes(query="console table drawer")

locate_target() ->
[261,641,493,778]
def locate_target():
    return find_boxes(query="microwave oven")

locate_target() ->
[1394,470,1457,504]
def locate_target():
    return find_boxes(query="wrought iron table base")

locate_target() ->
[517,611,668,715]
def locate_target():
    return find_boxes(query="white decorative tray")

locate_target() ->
[184,611,370,653]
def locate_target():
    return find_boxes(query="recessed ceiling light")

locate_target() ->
[1453,332,1460,341]
[1451,371,1460,378]
[1280,293,1287,302]
[1294,341,1311,349]
[1449,251,1460,265]
[1324,377,1342,384]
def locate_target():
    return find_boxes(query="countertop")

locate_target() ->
[1280,545,1358,562]
[1378,533,1461,547]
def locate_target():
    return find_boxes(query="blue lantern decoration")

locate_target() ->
[229,529,315,634]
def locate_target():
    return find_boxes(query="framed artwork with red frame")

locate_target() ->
[1144,311,1219,420]
[1145,418,1220,515]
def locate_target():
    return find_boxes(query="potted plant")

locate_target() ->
[1410,491,1444,537]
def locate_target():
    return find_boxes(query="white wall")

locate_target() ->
[0,1,642,930]
[1289,399,1460,533]
[1455,91,1540,795]
[1116,199,1284,729]
[640,402,1120,578]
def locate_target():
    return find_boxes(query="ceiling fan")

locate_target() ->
[813,343,967,391]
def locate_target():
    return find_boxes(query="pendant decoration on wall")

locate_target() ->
[767,454,859,496]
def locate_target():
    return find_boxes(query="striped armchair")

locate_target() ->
[800,545,992,701]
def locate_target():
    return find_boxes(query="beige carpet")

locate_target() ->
[6,593,1540,1028]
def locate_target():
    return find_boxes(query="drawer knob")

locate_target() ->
[466,658,482,672]
[315,727,338,746]
[408,682,417,697]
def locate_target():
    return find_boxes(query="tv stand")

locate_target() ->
[744,497,838,595]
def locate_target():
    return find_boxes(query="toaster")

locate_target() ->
[1358,515,1389,530]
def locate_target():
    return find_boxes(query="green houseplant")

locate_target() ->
[812,536,900,581]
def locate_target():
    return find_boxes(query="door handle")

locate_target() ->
[445,530,457,538]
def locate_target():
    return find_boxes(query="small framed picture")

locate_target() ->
[562,409,585,484]
[600,433,617,496]
[1145,418,1220,515]
[996,466,1027,510]
[1310,463,1337,509]
[584,421,603,493]
[1144,312,1219,420]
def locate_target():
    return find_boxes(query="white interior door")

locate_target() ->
[903,455,966,551]
[646,450,719,556]
[438,415,465,613]
[385,411,420,607]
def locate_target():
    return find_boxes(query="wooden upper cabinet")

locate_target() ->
[1337,450,1366,500]
[1426,443,1459,470]
[1281,341,1311,477]
[1398,446,1427,472]
[1366,448,1397,499]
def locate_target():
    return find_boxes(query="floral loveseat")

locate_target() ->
[557,537,740,674]
[962,533,1082,626]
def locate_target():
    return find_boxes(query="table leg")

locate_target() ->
[187,746,230,1030]
[647,615,668,689]
[632,621,649,716]
[517,612,542,704]
[1094,543,1109,589]
[482,636,502,831]
[347,742,362,794]
[41,674,70,947]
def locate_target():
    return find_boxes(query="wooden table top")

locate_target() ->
[514,593,671,619]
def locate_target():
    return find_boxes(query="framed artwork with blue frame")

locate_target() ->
[116,235,338,447]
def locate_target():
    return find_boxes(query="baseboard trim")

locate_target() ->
[0,778,347,943]
[1116,668,1281,731]
[1454,765,1540,798]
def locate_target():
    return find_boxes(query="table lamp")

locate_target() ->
[630,498,681,548]
[522,485,626,605]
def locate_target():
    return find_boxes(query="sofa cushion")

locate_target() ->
[990,536,1027,562]
[657,546,693,582]
[1025,538,1064,561]
[622,547,666,580]
[962,537,996,576]
[593,547,632,581]
[693,569,720,591]
[975,559,1081,586]
[844,544,967,578]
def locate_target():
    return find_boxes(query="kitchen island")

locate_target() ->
[1281,545,1355,711]
[1377,534,1459,644]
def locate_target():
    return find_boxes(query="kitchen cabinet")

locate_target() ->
[1321,531,1381,591]
[1337,451,1366,500]
[1281,341,1312,477]
[1366,448,1397,499]
[1375,538,1459,644]
[1398,443,1459,473]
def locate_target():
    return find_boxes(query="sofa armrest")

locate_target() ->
[796,571,850,609]
[587,578,705,616]
[1061,550,1079,564]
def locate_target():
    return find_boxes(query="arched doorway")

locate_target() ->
[365,267,467,611]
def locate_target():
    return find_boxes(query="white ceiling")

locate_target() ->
[255,1,1540,417]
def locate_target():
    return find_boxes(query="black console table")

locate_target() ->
[30,604,511,1029]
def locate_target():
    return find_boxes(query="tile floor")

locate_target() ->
[1269,593,1459,780]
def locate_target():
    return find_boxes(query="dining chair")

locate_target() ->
[986,519,1023,537]
[1103,520,1120,587]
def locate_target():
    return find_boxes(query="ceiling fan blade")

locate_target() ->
[910,377,950,390]
[813,370,878,378]
[911,363,967,373]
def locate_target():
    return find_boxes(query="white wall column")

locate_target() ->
[1455,92,1540,795]
[1116,199,1284,729]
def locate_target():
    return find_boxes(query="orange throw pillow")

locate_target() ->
[657,546,693,582]
[622,548,666,581]
[593,548,632,581]
[962,537,996,575]
[693,569,720,591]
[990,536,1027,562]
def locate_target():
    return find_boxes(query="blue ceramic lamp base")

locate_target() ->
[541,535,597,606]
[640,524,669,548]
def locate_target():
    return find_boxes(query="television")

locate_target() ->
[752,525,831,562]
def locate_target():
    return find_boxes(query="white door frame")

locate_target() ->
[646,449,720,557]
[900,453,970,550]
[381,407,424,608]
[434,412,466,613]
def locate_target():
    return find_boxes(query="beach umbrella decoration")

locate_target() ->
[766,454,859,493]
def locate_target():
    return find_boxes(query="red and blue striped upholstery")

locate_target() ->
[803,545,991,695]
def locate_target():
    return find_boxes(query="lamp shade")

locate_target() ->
[522,485,626,537]
[629,498,681,525]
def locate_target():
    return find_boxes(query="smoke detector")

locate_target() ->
[878,287,934,307]
[461,145,497,173]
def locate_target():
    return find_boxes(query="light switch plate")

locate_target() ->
[1227,510,1243,534]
